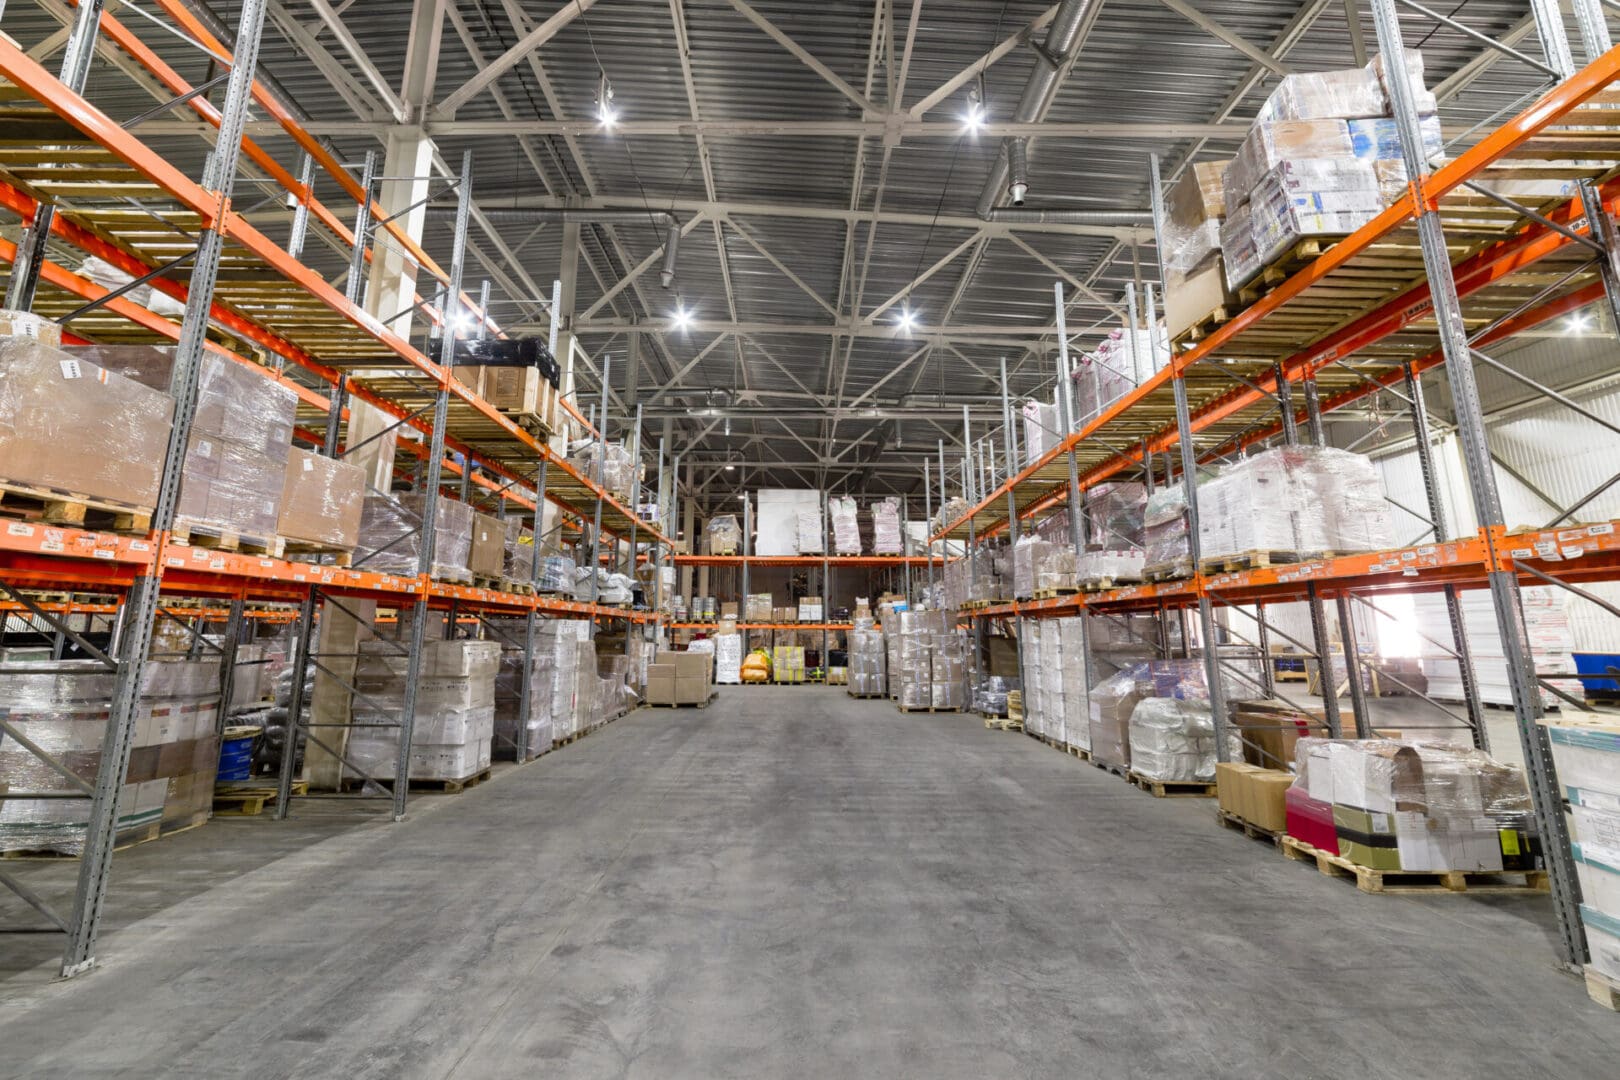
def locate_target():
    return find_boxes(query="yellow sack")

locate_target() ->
[740,648,772,683]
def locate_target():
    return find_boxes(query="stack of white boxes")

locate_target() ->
[714,630,743,685]
[346,639,500,782]
[1019,620,1044,739]
[849,620,886,695]
[1416,588,1572,707]
[931,627,966,710]
[1545,718,1620,984]
[1197,445,1392,561]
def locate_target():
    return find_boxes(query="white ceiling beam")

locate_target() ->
[908,4,1060,117]
[1003,233,1126,318]
[724,0,879,114]
[865,232,984,322]
[1154,0,1294,76]
[306,0,409,120]
[578,213,708,321]
[723,217,840,317]
[573,320,1057,342]
[434,0,600,116]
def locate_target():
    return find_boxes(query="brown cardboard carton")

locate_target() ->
[658,650,713,682]
[1216,762,1259,817]
[1235,699,1331,771]
[675,675,708,704]
[720,601,740,619]
[0,338,174,508]
[1248,770,1295,833]
[1168,161,1227,229]
[0,309,62,347]
[1164,260,1233,341]
[277,448,364,549]
[469,512,506,577]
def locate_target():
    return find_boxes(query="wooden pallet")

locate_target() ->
[472,574,535,595]
[1237,236,1351,305]
[212,779,309,817]
[1127,771,1216,798]
[1,820,161,860]
[984,716,1024,732]
[1142,561,1193,583]
[1169,303,1237,350]
[1090,757,1130,778]
[1280,836,1550,894]
[896,704,956,713]
[848,691,887,699]
[508,409,554,439]
[0,479,153,533]
[279,540,354,567]
[1585,967,1620,1012]
[172,519,283,558]
[647,695,716,709]
[1031,586,1079,599]
[1216,809,1282,847]
[1080,576,1143,593]
[1198,549,1318,574]
[410,769,492,794]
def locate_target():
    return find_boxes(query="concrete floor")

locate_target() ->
[2,687,1618,1079]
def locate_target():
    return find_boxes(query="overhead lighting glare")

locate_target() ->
[597,74,617,129]
[1568,312,1592,335]
[725,463,736,471]
[963,85,985,134]
[672,302,693,332]
[451,311,474,335]
[898,305,918,335]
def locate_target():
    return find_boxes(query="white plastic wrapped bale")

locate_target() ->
[0,659,221,853]
[796,506,825,554]
[567,439,640,502]
[1012,535,1054,600]
[1128,697,1218,782]
[1054,617,1091,752]
[871,497,903,554]
[1143,486,1192,577]
[1037,623,1065,743]
[1197,445,1391,562]
[1072,351,1137,428]
[705,514,741,554]
[831,496,861,554]
[344,640,500,782]
[1019,619,1044,738]
[1077,548,1146,589]
[1092,327,1168,389]
[357,493,474,583]
[850,622,887,695]
[571,637,598,736]
[1414,588,1572,708]
[714,633,744,685]
[931,628,967,710]
[1036,547,1077,592]
[1022,398,1061,465]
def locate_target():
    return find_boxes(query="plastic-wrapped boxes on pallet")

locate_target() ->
[356,492,475,582]
[469,512,508,580]
[1142,486,1192,576]
[1196,445,1391,562]
[278,447,364,553]
[830,496,860,553]
[1012,536,1054,599]
[0,338,174,513]
[714,632,744,685]
[849,622,886,695]
[345,639,500,782]
[0,659,221,853]
[871,497,903,554]
[95,345,297,544]
[706,514,741,554]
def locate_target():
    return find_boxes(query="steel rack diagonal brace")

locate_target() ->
[49,0,272,980]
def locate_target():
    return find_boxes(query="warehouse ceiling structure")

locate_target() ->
[4,0,1562,499]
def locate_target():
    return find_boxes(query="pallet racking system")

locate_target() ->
[0,0,668,977]
[935,1,1620,973]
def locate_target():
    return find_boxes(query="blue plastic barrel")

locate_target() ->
[217,725,261,782]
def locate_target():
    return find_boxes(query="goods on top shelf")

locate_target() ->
[871,497,903,554]
[566,438,640,503]
[1022,399,1061,465]
[1073,326,1170,428]
[357,492,475,583]
[1415,588,1572,708]
[1142,486,1192,578]
[830,496,860,554]
[278,448,365,554]
[705,513,741,554]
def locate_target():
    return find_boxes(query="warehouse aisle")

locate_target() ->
[2,689,1618,1079]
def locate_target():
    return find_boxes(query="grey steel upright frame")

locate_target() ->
[1147,156,1229,759]
[389,150,474,822]
[1371,0,1583,969]
[53,0,270,978]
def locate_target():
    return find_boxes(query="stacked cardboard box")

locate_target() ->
[356,493,475,582]
[345,639,500,782]
[1197,445,1392,561]
[489,618,588,759]
[96,346,297,545]
[772,645,806,684]
[849,619,886,695]
[1544,717,1620,981]
[1287,738,1538,874]
[277,448,365,554]
[453,363,558,433]
[0,660,221,853]
[0,338,173,513]
[1216,763,1295,833]
[1416,588,1571,707]
[647,649,715,704]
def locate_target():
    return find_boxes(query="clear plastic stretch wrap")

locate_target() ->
[488,618,553,759]
[567,439,639,502]
[850,623,887,696]
[831,496,861,553]
[1094,327,1169,389]
[97,345,297,542]
[344,640,499,782]
[1128,697,1218,782]
[1037,547,1077,592]
[278,447,365,550]
[357,492,475,582]
[1072,352,1136,427]
[872,497,903,554]
[1089,663,1149,770]
[569,637,598,738]
[1222,119,1355,213]
[714,633,744,685]
[796,507,825,554]
[1019,620,1044,737]
[1197,445,1391,560]
[0,659,221,853]
[975,675,1016,717]
[0,338,175,510]
[1254,65,1388,124]
[1247,158,1383,268]
[1085,482,1147,548]
[1077,548,1146,588]
[503,524,533,587]
[1022,399,1062,464]
[536,554,576,594]
[706,514,742,553]
[1161,162,1227,278]
[933,496,971,535]
[1143,486,1192,575]
[1012,535,1054,599]
[1290,736,1534,873]
[943,557,972,612]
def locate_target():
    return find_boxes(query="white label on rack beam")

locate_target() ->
[1590,523,1615,536]
[259,559,273,568]
[58,359,80,380]
[7,522,33,537]
[93,548,114,560]
[1562,546,1586,560]
[210,558,226,570]
[1558,529,1586,542]
[130,540,149,552]
[1535,540,1559,557]
[41,538,63,553]
[166,556,184,567]
[1510,547,1535,559]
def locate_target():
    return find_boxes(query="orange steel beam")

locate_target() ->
[0,45,658,537]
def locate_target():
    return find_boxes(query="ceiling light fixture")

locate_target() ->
[1568,312,1592,335]
[597,74,617,129]
[898,305,918,335]
[672,302,693,332]
[963,84,985,134]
